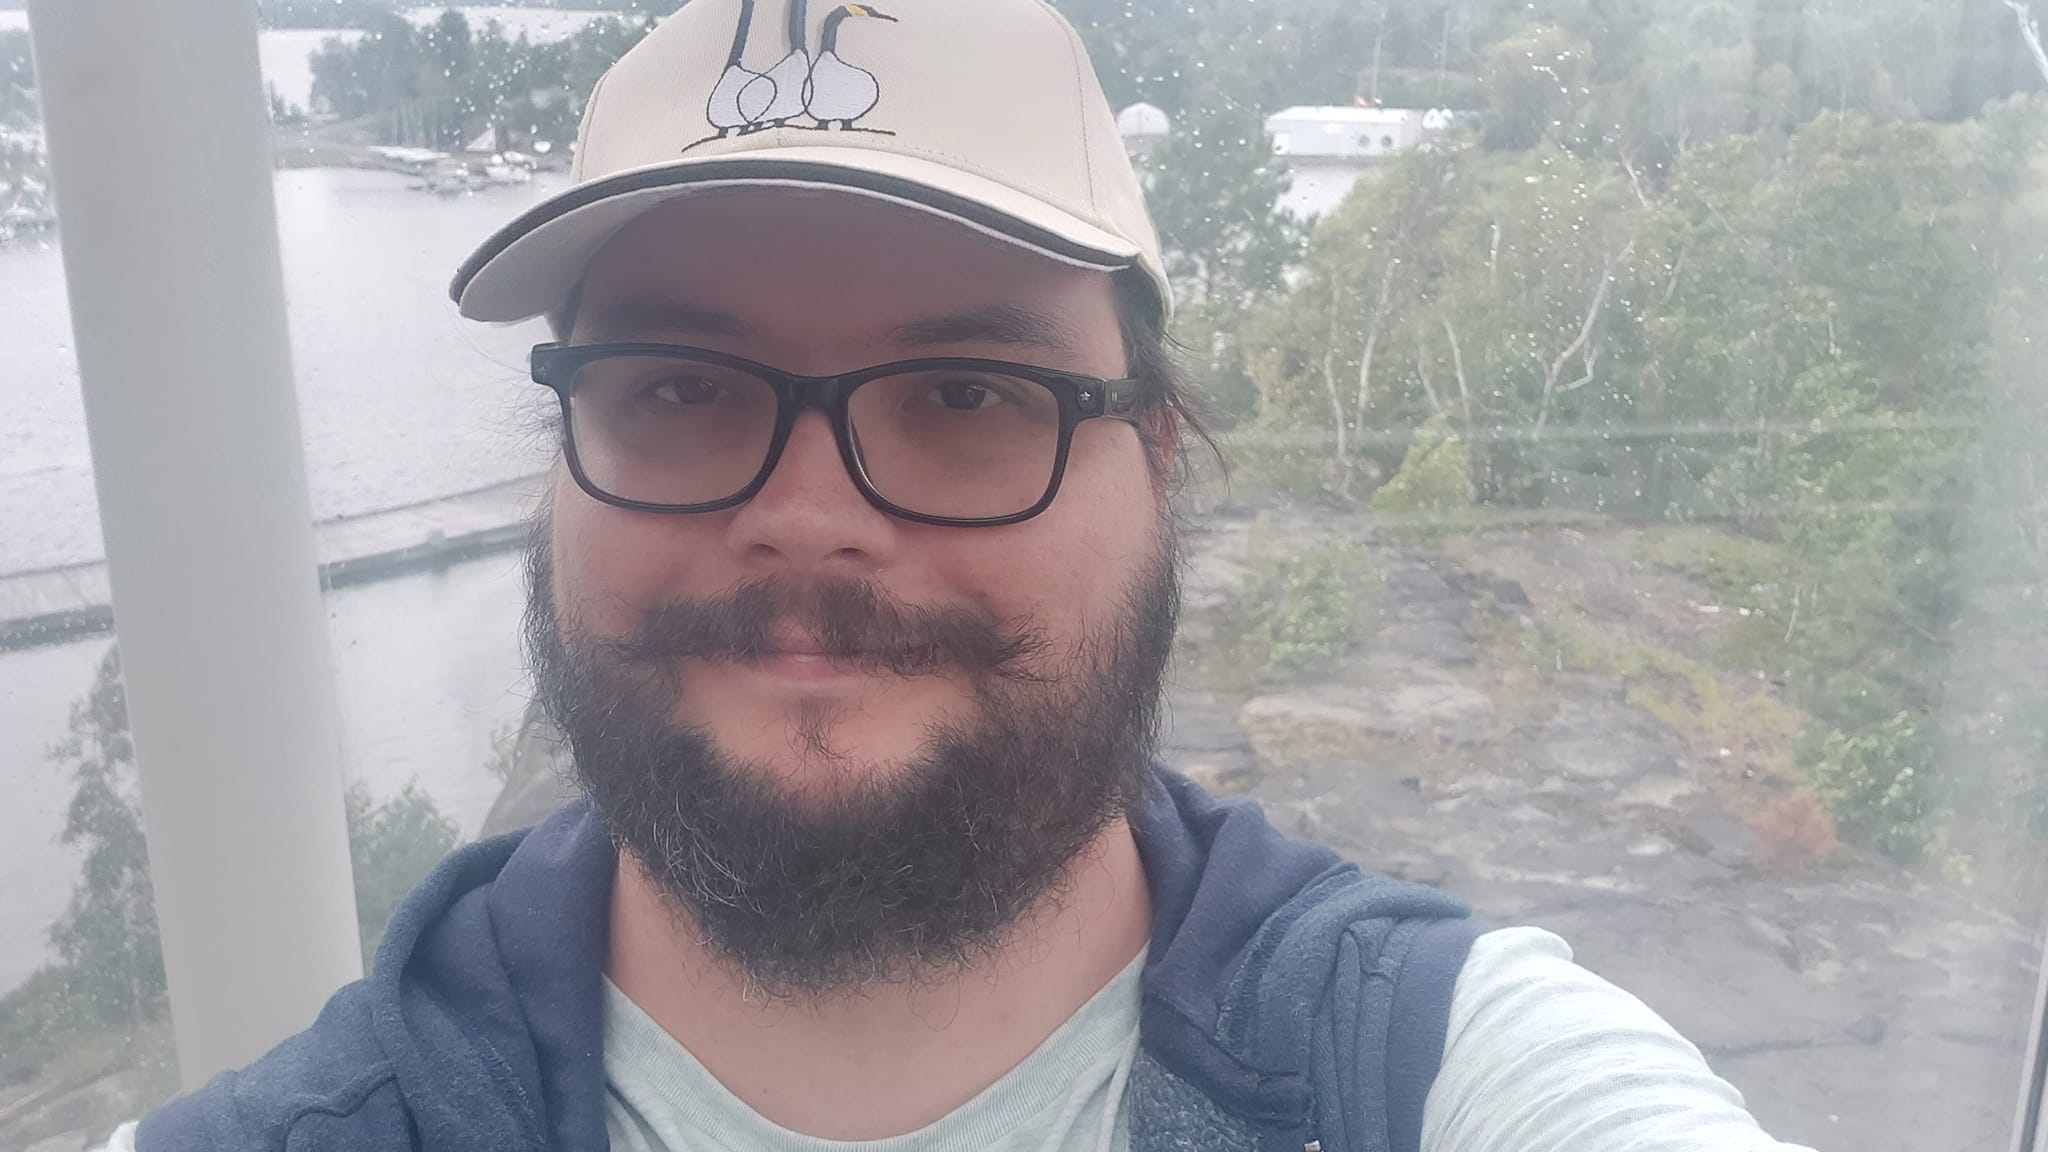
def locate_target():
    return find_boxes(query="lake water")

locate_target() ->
[2,167,560,573]
[0,9,617,112]
[0,167,569,995]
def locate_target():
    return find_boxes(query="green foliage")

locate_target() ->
[0,28,32,127]
[310,9,656,149]
[1636,525,1802,608]
[346,782,458,969]
[1372,415,1476,522]
[1247,143,1643,503]
[47,650,163,1042]
[1240,541,1378,677]
[1143,105,1303,310]
[0,963,77,1087]
[0,647,463,1089]
[1806,712,1940,864]
[1114,28,1309,425]
[1479,25,1594,151]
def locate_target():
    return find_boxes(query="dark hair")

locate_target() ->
[546,267,1223,487]
[1110,270,1223,489]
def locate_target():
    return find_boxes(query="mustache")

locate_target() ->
[605,578,1051,679]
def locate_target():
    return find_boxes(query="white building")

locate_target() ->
[1263,105,1452,219]
[1115,101,1171,159]
[1118,101,1457,223]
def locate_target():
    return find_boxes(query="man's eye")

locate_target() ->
[645,375,721,405]
[932,378,1008,411]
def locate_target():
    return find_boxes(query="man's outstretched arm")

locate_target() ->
[1423,927,1817,1152]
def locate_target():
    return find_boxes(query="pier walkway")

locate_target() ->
[0,475,545,651]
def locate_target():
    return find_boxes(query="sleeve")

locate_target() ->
[1419,926,1818,1152]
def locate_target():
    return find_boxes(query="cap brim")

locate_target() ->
[450,146,1148,323]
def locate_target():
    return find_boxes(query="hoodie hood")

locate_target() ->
[138,769,1472,1152]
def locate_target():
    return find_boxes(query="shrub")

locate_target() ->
[1806,711,1940,864]
[1747,789,1840,868]
[345,782,459,969]
[1371,416,1477,526]
[1240,540,1378,678]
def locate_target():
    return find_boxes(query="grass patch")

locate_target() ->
[1372,417,1476,526]
[1236,536,1382,681]
[1519,608,1802,777]
[1634,523,1804,609]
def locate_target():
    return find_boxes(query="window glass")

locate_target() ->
[1,2,2044,1150]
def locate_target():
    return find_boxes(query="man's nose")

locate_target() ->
[722,409,898,573]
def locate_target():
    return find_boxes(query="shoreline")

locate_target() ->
[0,474,546,652]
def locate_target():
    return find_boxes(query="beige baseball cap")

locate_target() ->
[448,0,1170,324]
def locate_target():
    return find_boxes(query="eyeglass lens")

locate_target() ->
[564,354,1065,520]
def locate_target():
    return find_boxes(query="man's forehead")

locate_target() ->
[572,296,1088,360]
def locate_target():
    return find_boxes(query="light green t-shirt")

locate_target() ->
[601,951,1145,1152]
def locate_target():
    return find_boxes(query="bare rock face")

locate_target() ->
[1521,696,1702,812]
[1237,657,1498,767]
[1159,687,1262,794]
[1163,507,2041,1152]
[1376,558,1482,665]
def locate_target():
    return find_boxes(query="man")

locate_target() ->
[120,1,1810,1149]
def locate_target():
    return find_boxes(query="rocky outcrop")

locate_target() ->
[1172,502,2041,1152]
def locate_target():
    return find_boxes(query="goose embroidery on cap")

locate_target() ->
[704,0,773,136]
[689,0,897,151]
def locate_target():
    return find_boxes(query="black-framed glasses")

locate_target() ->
[530,342,1144,527]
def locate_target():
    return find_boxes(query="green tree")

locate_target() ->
[1141,92,1304,419]
[311,11,654,151]
[346,783,457,969]
[0,646,467,1087]
[1245,143,1645,501]
[0,28,33,127]
[1146,107,1300,304]
[1241,146,1462,496]
[48,649,163,1040]
[1600,0,1758,171]
[1479,24,1595,152]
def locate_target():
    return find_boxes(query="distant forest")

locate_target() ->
[255,0,682,29]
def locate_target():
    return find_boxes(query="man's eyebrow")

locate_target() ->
[889,304,1082,357]
[574,298,754,343]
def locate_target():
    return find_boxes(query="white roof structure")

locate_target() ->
[1116,101,1171,140]
[1269,104,1418,126]
[1261,106,1458,220]
[1266,105,1428,160]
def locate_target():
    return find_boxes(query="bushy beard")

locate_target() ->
[524,516,1178,999]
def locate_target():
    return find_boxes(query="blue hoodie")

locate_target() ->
[136,770,1480,1152]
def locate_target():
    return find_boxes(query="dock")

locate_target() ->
[0,475,546,652]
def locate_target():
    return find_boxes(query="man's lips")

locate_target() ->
[745,636,878,663]
[713,648,896,685]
